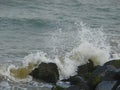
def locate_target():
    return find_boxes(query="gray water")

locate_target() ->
[0,0,120,89]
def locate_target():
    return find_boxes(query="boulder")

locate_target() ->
[66,85,89,90]
[29,62,59,83]
[53,85,80,90]
[115,69,120,80]
[53,85,66,90]
[77,59,94,76]
[93,65,118,81]
[73,60,101,90]
[104,60,120,69]
[84,66,116,90]
[71,60,120,90]
[67,76,86,85]
[76,60,94,82]
[95,81,118,90]
[53,85,89,90]
[116,84,120,90]
[55,76,89,90]
[62,76,89,90]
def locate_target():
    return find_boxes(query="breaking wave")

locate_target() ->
[0,22,113,82]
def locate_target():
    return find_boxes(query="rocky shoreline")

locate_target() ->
[29,59,120,90]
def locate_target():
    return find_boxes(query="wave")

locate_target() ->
[0,22,115,82]
[0,17,51,28]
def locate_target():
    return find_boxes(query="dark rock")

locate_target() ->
[69,76,89,89]
[76,60,95,88]
[62,76,89,90]
[92,65,119,81]
[29,62,59,83]
[53,85,89,90]
[86,73,101,90]
[81,65,116,89]
[53,85,66,90]
[116,84,120,90]
[92,66,107,77]
[77,59,94,76]
[82,66,106,90]
[56,76,89,90]
[67,60,100,90]
[68,76,86,85]
[104,60,120,69]
[115,70,120,80]
[95,65,120,81]
[95,81,118,90]
[66,85,88,90]
[76,62,119,90]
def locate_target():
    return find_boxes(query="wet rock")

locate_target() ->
[86,73,101,90]
[94,65,120,81]
[53,85,89,90]
[81,66,105,90]
[104,60,120,69]
[53,85,66,90]
[92,66,107,77]
[62,76,89,90]
[94,65,118,81]
[116,85,120,90]
[67,76,86,85]
[76,59,95,86]
[69,76,89,89]
[29,62,59,83]
[77,59,94,76]
[95,81,118,90]
[75,60,120,90]
[66,85,88,90]
[79,65,116,89]
[55,76,89,90]
[115,69,120,80]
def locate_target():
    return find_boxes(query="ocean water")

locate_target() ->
[0,0,120,89]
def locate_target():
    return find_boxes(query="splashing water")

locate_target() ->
[53,22,111,79]
[0,22,112,82]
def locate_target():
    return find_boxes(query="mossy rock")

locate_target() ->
[104,60,120,69]
[53,85,66,90]
[29,62,59,83]
[86,73,101,90]
[62,76,90,90]
[77,59,94,76]
[53,85,89,90]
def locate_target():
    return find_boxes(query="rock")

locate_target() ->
[69,76,89,90]
[116,84,120,90]
[92,66,107,77]
[104,60,120,69]
[67,76,86,85]
[62,76,89,90]
[95,81,118,90]
[86,73,101,90]
[66,85,88,90]
[115,70,120,80]
[76,59,95,87]
[93,65,118,81]
[80,65,116,89]
[29,62,59,83]
[77,59,94,76]
[53,85,89,90]
[55,76,89,90]
[53,85,66,90]
[81,66,105,90]
[94,65,120,81]
[75,61,120,90]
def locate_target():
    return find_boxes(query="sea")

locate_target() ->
[0,0,120,90]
